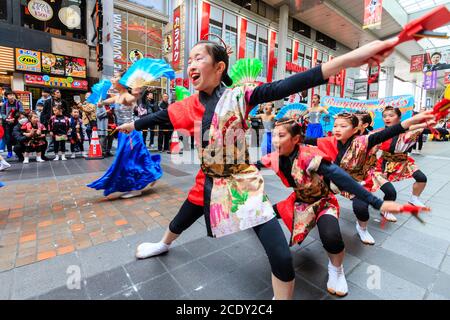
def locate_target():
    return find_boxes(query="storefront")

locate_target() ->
[195,0,345,102]
[112,0,167,101]
[14,47,88,109]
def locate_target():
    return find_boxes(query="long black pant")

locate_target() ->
[148,125,156,146]
[169,199,295,282]
[70,141,84,153]
[158,127,172,151]
[412,133,424,151]
[13,143,25,161]
[53,140,66,153]
[4,123,14,153]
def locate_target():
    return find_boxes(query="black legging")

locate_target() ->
[352,182,397,222]
[316,215,345,254]
[169,199,295,282]
[413,170,427,183]
[273,204,344,254]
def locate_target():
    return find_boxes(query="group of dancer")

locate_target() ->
[85,35,439,300]
[0,35,435,299]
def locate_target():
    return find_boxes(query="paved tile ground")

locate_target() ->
[1,140,450,300]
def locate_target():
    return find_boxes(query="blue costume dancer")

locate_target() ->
[305,94,328,138]
[87,71,163,198]
[305,110,324,138]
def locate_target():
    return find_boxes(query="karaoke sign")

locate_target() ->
[172,6,181,71]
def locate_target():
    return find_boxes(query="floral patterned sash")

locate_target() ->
[200,86,274,238]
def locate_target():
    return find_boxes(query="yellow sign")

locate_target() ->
[15,48,41,72]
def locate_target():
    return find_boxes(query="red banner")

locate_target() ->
[238,18,247,59]
[340,69,346,98]
[200,2,210,40]
[292,40,299,62]
[267,30,277,82]
[410,54,426,73]
[326,55,334,95]
[363,0,383,29]
[172,6,181,71]
[311,48,318,98]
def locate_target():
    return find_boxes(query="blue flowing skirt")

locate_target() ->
[0,181,4,188]
[306,123,324,138]
[87,131,163,196]
[261,131,272,156]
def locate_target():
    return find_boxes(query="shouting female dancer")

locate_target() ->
[304,111,434,240]
[262,118,406,297]
[376,106,430,208]
[118,37,401,299]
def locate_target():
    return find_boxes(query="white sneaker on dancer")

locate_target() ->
[120,190,143,199]
[61,155,67,161]
[0,159,11,170]
[36,156,45,163]
[409,195,425,207]
[53,155,60,161]
[381,211,397,222]
[136,241,170,259]
[355,222,375,245]
[327,261,348,297]
[23,157,29,164]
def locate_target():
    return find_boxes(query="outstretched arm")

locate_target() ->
[118,109,171,133]
[317,160,383,210]
[248,38,398,106]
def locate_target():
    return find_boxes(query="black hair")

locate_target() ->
[382,106,402,118]
[275,117,305,138]
[4,90,14,97]
[313,94,321,100]
[42,88,52,94]
[193,40,233,86]
[354,111,372,126]
[335,112,359,128]
[431,52,442,58]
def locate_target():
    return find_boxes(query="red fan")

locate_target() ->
[380,205,430,229]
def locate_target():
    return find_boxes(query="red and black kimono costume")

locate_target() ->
[262,144,383,250]
[376,128,427,185]
[133,65,329,282]
[304,123,406,222]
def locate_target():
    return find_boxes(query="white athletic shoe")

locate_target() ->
[120,190,143,199]
[356,222,375,245]
[61,155,67,161]
[381,212,397,223]
[70,153,76,159]
[0,160,11,171]
[23,157,30,164]
[53,155,60,161]
[36,157,45,163]
[409,195,426,207]
[136,242,170,259]
[327,261,348,297]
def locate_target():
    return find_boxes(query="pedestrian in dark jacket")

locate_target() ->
[157,93,173,152]
[140,90,157,148]
[0,90,23,158]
